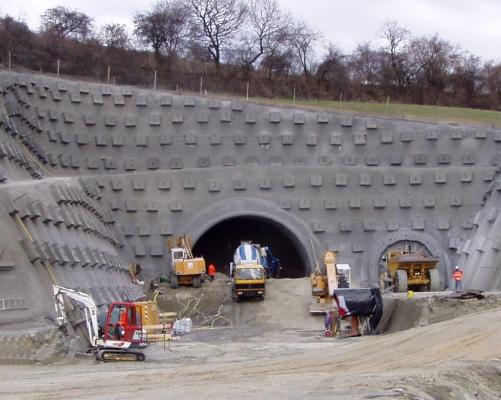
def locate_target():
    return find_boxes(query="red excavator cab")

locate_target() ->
[103,302,145,347]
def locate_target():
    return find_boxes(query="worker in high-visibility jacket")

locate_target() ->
[208,264,216,282]
[115,308,128,339]
[452,266,463,290]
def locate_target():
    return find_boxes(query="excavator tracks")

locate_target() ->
[95,349,146,362]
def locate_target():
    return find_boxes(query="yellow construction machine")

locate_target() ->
[231,241,266,301]
[381,243,440,292]
[309,251,351,314]
[167,235,206,289]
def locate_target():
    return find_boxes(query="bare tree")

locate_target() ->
[99,23,130,68]
[378,20,412,98]
[133,0,190,65]
[349,41,382,100]
[482,62,501,110]
[261,50,294,81]
[235,0,290,72]
[451,53,483,108]
[100,23,130,50]
[189,0,248,73]
[316,43,345,80]
[287,19,322,77]
[161,1,192,56]
[133,10,166,60]
[408,34,461,104]
[315,43,349,97]
[39,6,94,40]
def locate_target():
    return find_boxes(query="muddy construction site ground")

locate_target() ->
[2,275,501,399]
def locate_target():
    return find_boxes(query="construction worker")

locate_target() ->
[208,264,216,282]
[115,308,127,339]
[453,266,463,290]
[349,316,361,337]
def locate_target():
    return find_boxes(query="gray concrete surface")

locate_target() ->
[1,69,500,358]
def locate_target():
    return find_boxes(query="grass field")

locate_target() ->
[250,98,501,127]
[202,92,501,127]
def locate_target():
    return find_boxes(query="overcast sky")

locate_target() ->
[1,0,500,62]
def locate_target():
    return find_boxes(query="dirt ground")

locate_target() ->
[2,275,501,399]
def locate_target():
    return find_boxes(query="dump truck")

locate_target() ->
[309,250,351,314]
[230,241,266,301]
[382,244,440,292]
[168,235,206,289]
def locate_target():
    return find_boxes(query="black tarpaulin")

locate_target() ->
[334,288,383,334]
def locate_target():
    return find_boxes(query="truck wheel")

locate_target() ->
[171,276,179,289]
[395,270,408,293]
[428,269,440,292]
[192,275,201,288]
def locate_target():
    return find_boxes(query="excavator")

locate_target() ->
[53,285,148,361]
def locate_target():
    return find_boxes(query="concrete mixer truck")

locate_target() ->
[230,241,266,301]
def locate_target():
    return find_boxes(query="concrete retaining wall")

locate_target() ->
[0,69,500,342]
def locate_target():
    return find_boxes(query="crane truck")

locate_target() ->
[230,241,266,301]
[53,285,148,361]
[168,235,206,289]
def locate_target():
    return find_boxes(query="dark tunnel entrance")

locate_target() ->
[192,216,307,279]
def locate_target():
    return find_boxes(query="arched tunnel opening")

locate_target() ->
[192,216,308,279]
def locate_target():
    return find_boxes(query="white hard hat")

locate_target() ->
[455,266,459,269]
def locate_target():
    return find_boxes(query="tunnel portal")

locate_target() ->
[192,216,308,279]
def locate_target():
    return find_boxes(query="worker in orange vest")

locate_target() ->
[115,308,128,339]
[452,266,463,290]
[208,264,216,282]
